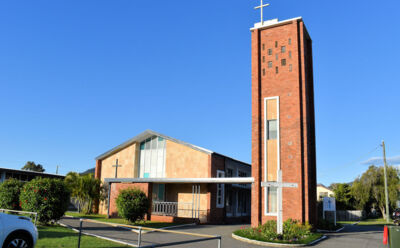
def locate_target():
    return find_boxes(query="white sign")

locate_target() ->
[323,197,336,212]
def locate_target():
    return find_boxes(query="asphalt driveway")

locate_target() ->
[59,217,386,248]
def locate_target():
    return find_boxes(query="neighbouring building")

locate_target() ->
[94,130,252,224]
[251,17,317,226]
[0,167,64,183]
[316,184,334,201]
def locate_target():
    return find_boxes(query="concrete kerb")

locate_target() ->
[317,226,345,233]
[64,215,196,234]
[58,221,138,247]
[61,217,222,248]
[231,233,327,247]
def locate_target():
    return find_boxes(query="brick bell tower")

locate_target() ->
[251,16,317,227]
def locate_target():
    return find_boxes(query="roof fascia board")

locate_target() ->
[104,177,255,184]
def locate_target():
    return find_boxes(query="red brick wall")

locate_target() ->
[251,19,317,226]
[109,182,152,219]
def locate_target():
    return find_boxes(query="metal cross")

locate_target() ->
[261,170,298,234]
[254,0,270,25]
[112,159,122,178]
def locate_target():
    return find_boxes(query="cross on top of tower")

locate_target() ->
[254,0,270,25]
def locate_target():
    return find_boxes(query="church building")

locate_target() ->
[251,16,317,227]
[94,130,252,224]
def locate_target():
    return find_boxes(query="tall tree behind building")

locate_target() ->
[352,165,399,219]
[21,161,45,172]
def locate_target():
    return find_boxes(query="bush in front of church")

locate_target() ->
[116,188,150,223]
[20,178,70,224]
[0,178,24,210]
[234,219,321,244]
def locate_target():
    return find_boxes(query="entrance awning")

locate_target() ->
[104,177,254,184]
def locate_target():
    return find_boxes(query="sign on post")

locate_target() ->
[323,197,336,226]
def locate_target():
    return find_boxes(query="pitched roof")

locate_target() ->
[96,130,214,160]
[95,130,250,166]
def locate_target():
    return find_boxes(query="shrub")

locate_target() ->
[116,188,150,223]
[0,179,24,210]
[234,219,317,244]
[317,218,342,231]
[20,178,70,224]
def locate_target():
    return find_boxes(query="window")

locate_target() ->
[262,68,265,76]
[281,59,286,66]
[262,44,265,50]
[275,41,278,48]
[238,171,248,187]
[226,168,233,177]
[139,136,166,178]
[268,49,272,55]
[275,66,279,74]
[281,46,286,53]
[266,187,277,213]
[288,38,292,45]
[262,56,265,63]
[268,61,272,68]
[289,64,292,72]
[289,51,292,59]
[267,119,277,140]
[275,54,278,60]
[216,170,225,208]
[152,184,165,202]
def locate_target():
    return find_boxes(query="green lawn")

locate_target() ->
[339,218,393,226]
[65,212,179,229]
[37,225,130,248]
[357,218,392,226]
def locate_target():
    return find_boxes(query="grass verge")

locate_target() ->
[357,218,391,226]
[233,229,322,245]
[65,212,178,229]
[37,225,130,248]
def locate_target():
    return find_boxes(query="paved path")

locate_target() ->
[59,217,385,248]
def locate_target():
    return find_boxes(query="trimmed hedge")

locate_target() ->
[20,178,70,223]
[116,188,149,223]
[0,178,24,210]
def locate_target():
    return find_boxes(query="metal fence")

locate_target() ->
[76,218,221,248]
[336,210,365,221]
[0,209,38,225]
[151,201,192,217]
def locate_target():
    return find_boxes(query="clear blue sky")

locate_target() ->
[0,0,399,185]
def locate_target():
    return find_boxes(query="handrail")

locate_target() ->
[76,217,221,248]
[0,209,38,225]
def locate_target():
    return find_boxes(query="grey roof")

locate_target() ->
[95,130,250,166]
[0,167,65,178]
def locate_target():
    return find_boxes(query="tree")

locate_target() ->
[352,165,399,219]
[332,183,355,210]
[22,161,45,172]
[64,172,103,214]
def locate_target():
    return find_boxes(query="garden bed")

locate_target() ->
[232,219,324,246]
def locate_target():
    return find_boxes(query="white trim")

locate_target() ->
[105,177,254,184]
[250,17,303,31]
[216,170,225,208]
[263,96,280,216]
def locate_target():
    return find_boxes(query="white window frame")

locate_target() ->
[264,96,280,216]
[216,170,225,208]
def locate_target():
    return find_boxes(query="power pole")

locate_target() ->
[382,140,390,223]
[56,165,59,175]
